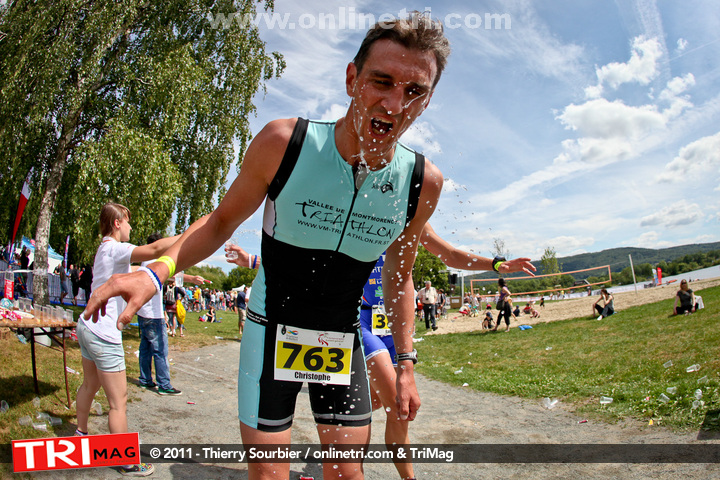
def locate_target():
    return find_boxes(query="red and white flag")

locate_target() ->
[10,170,33,250]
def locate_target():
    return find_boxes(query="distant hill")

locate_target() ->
[557,242,720,273]
[464,241,720,281]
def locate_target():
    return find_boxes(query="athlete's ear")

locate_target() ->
[419,89,434,116]
[346,62,357,96]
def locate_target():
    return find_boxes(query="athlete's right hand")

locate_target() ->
[83,270,157,331]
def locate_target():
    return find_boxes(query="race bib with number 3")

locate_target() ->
[371,305,391,336]
[274,325,354,385]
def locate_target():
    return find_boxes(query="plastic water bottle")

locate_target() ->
[695,389,703,400]
[663,360,673,368]
[686,364,701,373]
[175,271,184,288]
[0,400,8,413]
[599,396,613,405]
[666,387,677,395]
[659,393,670,403]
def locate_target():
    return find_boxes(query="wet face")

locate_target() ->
[345,39,437,166]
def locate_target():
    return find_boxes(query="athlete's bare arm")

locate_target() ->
[383,159,443,422]
[84,118,298,328]
[420,223,536,275]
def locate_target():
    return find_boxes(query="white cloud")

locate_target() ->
[400,121,442,156]
[546,236,595,256]
[676,38,688,52]
[319,103,348,121]
[557,98,666,140]
[635,231,675,249]
[639,202,704,228]
[658,73,695,119]
[656,131,720,183]
[595,36,663,89]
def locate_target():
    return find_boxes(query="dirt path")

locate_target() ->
[430,277,720,335]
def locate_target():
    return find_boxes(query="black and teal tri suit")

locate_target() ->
[238,119,424,431]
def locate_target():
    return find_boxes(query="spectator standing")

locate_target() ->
[494,278,513,332]
[80,265,93,304]
[164,278,186,337]
[436,288,446,319]
[69,264,81,306]
[417,280,438,331]
[235,286,248,335]
[55,260,70,305]
[75,203,179,476]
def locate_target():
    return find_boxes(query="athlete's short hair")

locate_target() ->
[353,11,451,89]
[99,203,130,237]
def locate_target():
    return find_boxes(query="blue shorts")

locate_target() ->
[77,320,125,372]
[359,309,396,363]
[238,316,372,432]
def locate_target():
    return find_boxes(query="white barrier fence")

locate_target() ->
[1,259,87,306]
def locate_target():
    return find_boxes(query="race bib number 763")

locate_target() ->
[274,325,353,385]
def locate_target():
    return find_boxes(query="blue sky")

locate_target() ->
[202,0,720,273]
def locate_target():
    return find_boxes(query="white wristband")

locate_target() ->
[138,266,162,293]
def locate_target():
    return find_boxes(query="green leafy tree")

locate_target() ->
[412,245,448,291]
[186,265,227,288]
[539,246,561,276]
[223,266,258,290]
[0,0,284,302]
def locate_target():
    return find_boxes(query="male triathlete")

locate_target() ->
[85,12,450,480]
[224,223,535,480]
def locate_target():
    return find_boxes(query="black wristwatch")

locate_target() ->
[492,255,506,273]
[395,349,418,364]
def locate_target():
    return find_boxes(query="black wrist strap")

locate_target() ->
[492,255,506,273]
[395,350,418,364]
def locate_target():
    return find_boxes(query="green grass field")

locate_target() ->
[416,285,720,431]
[1,286,718,459]
[0,306,240,451]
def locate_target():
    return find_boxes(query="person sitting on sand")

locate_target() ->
[673,279,697,315]
[524,301,540,318]
[483,304,494,329]
[592,288,614,320]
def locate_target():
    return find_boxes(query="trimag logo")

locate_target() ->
[13,433,140,473]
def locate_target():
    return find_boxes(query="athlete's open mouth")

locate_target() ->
[371,118,393,136]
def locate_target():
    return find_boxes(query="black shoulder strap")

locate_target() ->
[405,152,425,226]
[268,118,309,201]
